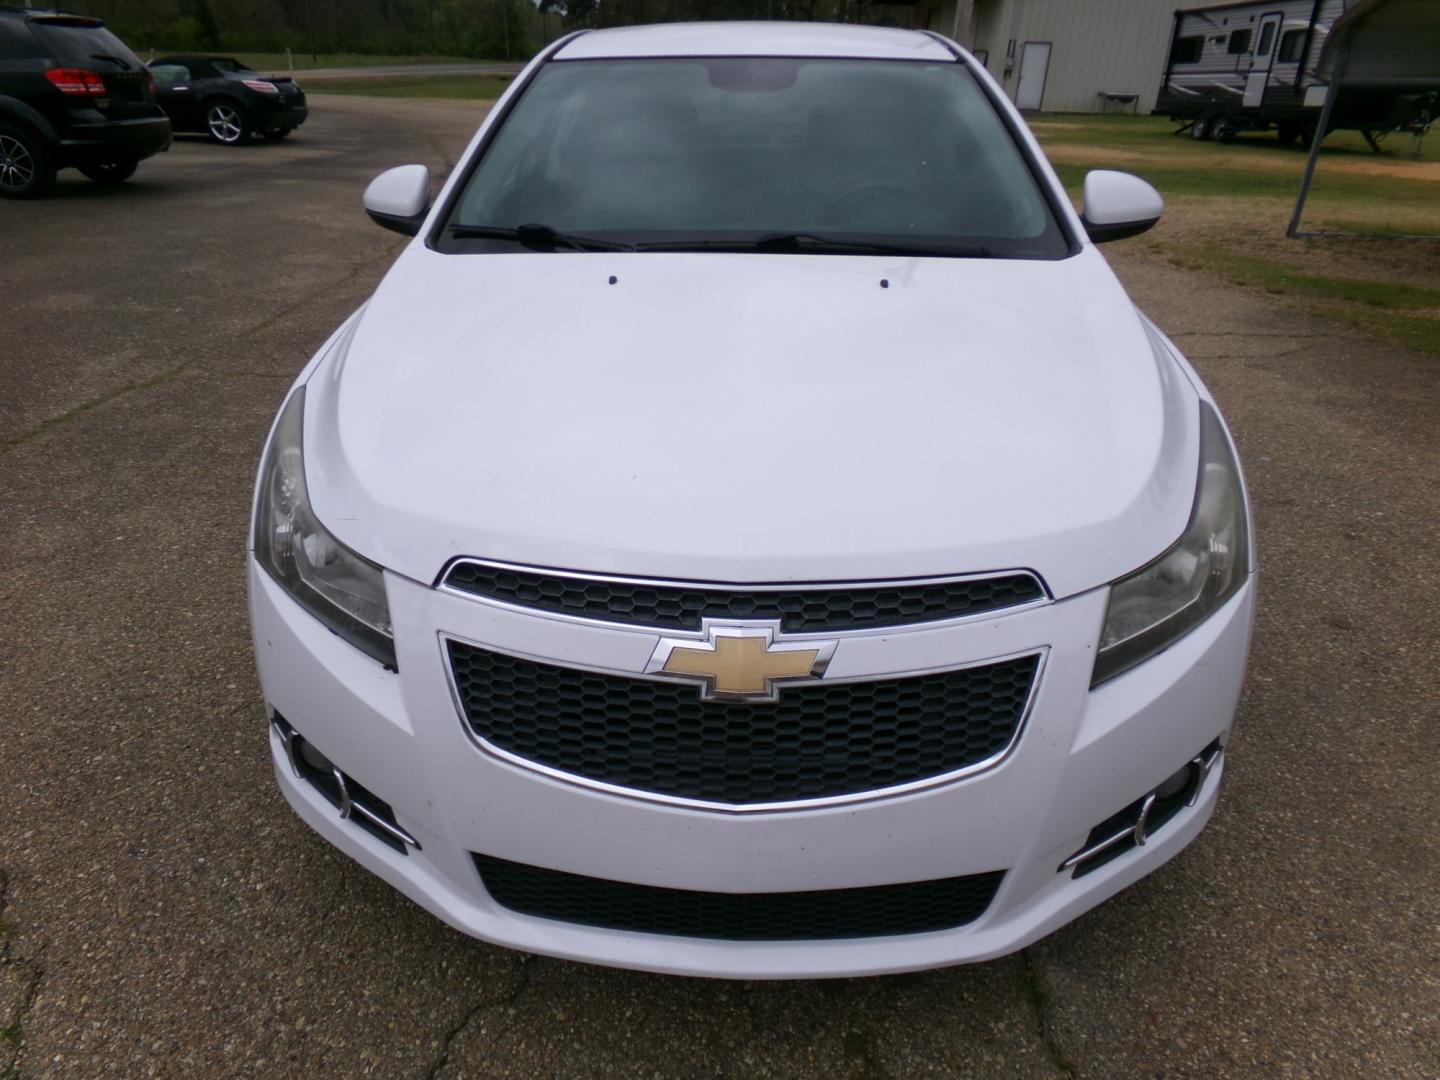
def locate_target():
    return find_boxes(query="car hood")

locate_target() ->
[304,245,1198,599]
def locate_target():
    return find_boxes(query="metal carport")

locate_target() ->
[1287,0,1440,237]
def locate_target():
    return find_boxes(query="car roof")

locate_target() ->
[552,21,956,62]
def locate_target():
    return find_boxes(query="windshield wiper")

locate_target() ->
[773,233,996,257]
[90,53,132,70]
[448,223,633,252]
[632,233,996,257]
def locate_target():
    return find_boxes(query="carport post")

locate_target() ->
[1288,46,1349,238]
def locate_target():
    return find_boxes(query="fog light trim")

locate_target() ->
[270,713,421,855]
[1059,741,1222,877]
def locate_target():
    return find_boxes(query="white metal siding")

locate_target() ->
[928,0,1180,112]
[1000,0,1179,112]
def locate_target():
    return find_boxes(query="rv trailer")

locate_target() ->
[1156,0,1436,145]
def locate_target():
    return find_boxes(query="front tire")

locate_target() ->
[79,158,139,184]
[205,101,250,145]
[0,123,55,199]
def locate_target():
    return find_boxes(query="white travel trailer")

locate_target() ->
[1155,0,1435,144]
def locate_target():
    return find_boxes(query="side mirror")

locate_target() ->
[1081,170,1163,243]
[363,164,430,236]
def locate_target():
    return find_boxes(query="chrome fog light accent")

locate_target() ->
[1060,740,1223,877]
[271,713,420,854]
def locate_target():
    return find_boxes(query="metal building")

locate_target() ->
[915,0,1181,113]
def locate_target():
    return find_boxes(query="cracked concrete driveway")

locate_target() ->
[1,95,1437,1078]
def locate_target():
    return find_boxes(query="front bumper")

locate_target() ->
[250,561,1255,978]
[255,101,307,132]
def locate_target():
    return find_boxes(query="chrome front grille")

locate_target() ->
[441,560,1046,632]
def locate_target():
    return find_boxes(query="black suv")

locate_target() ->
[0,7,170,198]
[149,56,307,145]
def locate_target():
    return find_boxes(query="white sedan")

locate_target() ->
[249,21,1255,978]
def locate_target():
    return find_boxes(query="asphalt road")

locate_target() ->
[1,96,1437,1078]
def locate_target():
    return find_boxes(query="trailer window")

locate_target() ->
[1256,23,1276,56]
[1170,36,1203,64]
[1227,29,1252,55]
[1278,29,1306,63]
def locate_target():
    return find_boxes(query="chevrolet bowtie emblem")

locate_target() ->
[646,622,836,703]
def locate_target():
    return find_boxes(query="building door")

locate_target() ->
[1243,12,1283,108]
[1015,42,1051,110]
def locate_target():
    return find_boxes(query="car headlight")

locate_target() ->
[253,387,397,670]
[1092,402,1250,686]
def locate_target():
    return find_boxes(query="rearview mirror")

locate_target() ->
[1081,170,1163,243]
[363,164,430,236]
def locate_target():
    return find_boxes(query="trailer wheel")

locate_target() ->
[1214,119,1237,143]
[1190,115,1213,141]
[1276,123,1301,146]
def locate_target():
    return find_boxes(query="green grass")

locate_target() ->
[1039,115,1436,230]
[1163,246,1440,356]
[1041,116,1432,191]
[1033,113,1433,161]
[1032,114,1440,358]
[1051,158,1437,209]
[1177,250,1440,310]
[306,74,514,100]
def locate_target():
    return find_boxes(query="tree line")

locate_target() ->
[76,0,917,62]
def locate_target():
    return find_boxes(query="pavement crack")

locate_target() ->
[193,369,297,380]
[1017,951,1077,1078]
[419,956,533,1079]
[424,137,457,175]
[1,362,190,456]
[417,121,461,176]
[2,248,396,457]
[318,870,347,923]
[0,867,44,1080]
[237,252,394,342]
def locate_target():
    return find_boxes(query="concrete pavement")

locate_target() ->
[0,95,1436,1078]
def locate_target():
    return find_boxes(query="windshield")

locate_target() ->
[439,57,1070,259]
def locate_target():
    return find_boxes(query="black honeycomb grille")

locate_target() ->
[474,854,1004,940]
[442,563,1044,632]
[447,643,1039,805]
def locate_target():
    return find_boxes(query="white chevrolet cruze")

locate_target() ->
[250,22,1256,978]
